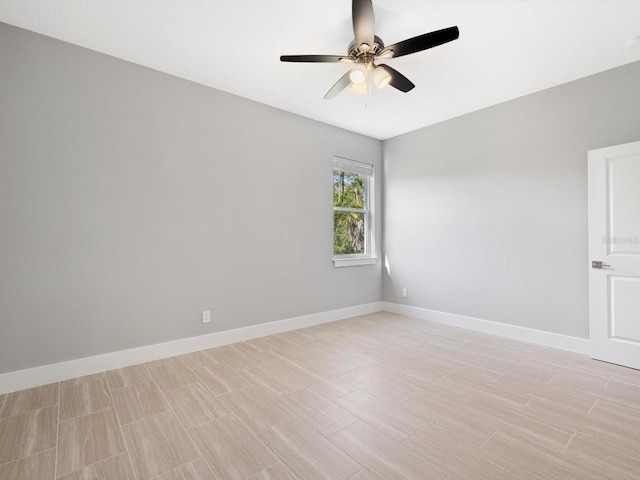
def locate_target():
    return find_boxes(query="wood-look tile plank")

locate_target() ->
[395,376,470,409]
[292,350,355,377]
[57,409,126,476]
[480,429,609,480]
[211,342,258,359]
[247,463,298,480]
[262,335,315,357]
[0,448,55,480]
[144,356,183,369]
[463,341,531,363]
[0,383,58,418]
[590,398,640,420]
[417,343,480,364]
[122,411,199,480]
[532,385,597,415]
[609,374,640,391]
[564,431,640,479]
[111,381,170,425]
[607,376,640,399]
[179,350,219,371]
[458,393,575,452]
[0,406,57,464]
[340,369,417,403]
[519,396,589,432]
[335,390,424,441]
[59,379,112,421]
[258,418,362,480]
[600,376,640,406]
[546,369,611,394]
[152,458,215,480]
[254,351,301,372]
[298,323,349,340]
[278,329,314,344]
[225,341,261,355]
[380,354,452,380]
[60,373,106,388]
[470,354,520,375]
[245,335,281,352]
[164,382,228,430]
[242,356,302,394]
[497,414,576,453]
[316,342,372,366]
[106,365,152,390]
[387,366,454,398]
[339,367,382,388]
[492,370,549,392]
[440,368,503,390]
[282,388,357,437]
[408,352,472,380]
[148,362,199,392]
[188,414,278,480]
[497,338,548,353]
[525,346,579,366]
[57,453,135,480]
[402,423,516,479]
[327,420,448,480]
[346,470,385,480]
[214,343,263,370]
[430,407,501,447]
[582,399,640,453]
[282,368,356,401]
[568,357,640,381]
[194,364,248,395]
[220,385,292,434]
[418,371,530,415]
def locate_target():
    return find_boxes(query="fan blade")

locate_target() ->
[378,64,415,92]
[381,26,459,59]
[280,55,349,63]
[352,0,375,48]
[324,71,352,100]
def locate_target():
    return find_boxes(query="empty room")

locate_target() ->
[1,1,640,479]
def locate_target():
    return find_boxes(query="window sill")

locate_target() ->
[333,256,377,268]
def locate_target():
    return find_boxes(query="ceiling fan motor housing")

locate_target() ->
[348,35,385,62]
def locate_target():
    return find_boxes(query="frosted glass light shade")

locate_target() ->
[349,65,367,84]
[373,66,391,88]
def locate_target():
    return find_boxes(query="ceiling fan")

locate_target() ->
[280,0,459,99]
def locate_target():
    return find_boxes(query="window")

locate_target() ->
[333,157,376,267]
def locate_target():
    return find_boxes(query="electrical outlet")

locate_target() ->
[202,310,211,324]
[402,288,408,298]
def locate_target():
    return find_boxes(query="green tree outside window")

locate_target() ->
[333,168,368,255]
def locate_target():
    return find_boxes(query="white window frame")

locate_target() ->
[332,156,376,268]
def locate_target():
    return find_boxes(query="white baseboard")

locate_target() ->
[381,302,589,355]
[0,302,382,394]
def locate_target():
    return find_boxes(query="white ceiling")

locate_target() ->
[2,1,640,140]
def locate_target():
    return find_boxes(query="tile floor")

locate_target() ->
[1,311,640,479]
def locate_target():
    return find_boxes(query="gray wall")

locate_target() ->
[383,60,640,339]
[0,23,382,374]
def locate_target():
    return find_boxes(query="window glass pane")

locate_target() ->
[333,169,365,209]
[334,211,366,255]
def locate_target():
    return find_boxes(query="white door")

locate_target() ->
[588,141,640,370]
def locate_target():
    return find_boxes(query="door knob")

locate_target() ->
[592,261,611,269]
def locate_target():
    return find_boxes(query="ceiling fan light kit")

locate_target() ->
[280,0,459,100]
[373,66,391,88]
[349,64,368,85]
